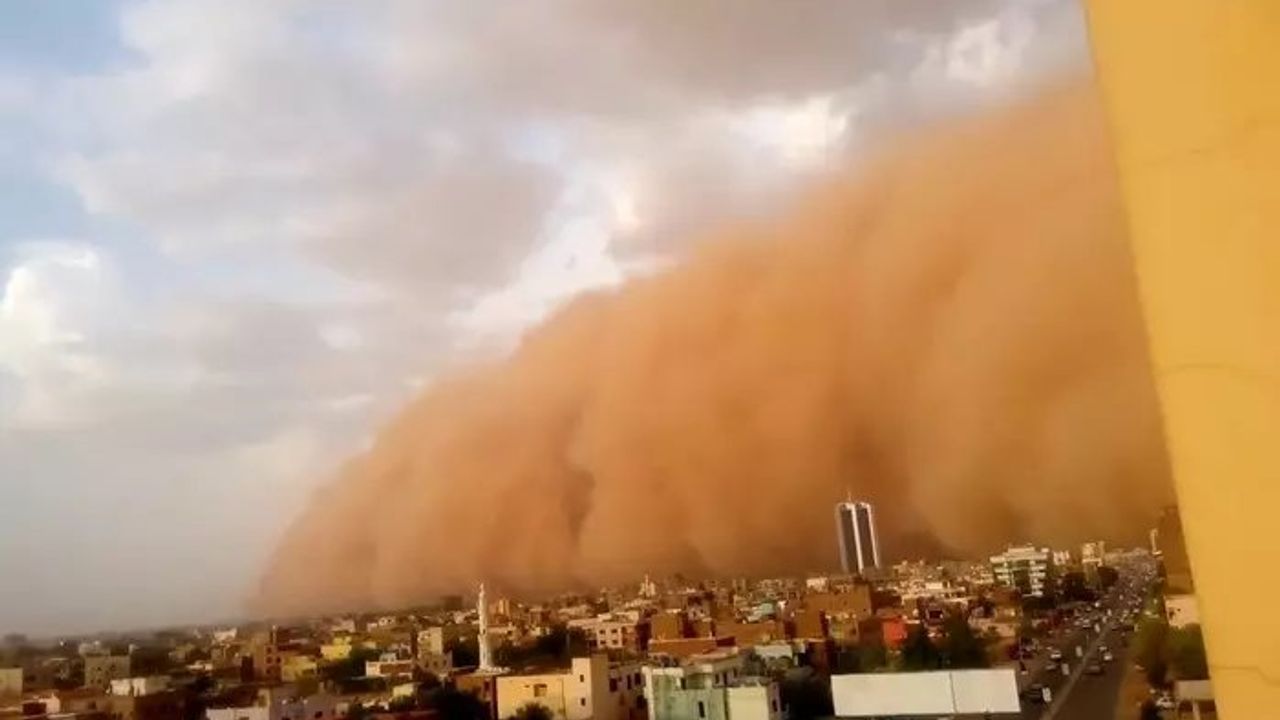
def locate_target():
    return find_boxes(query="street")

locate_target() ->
[1014,567,1153,720]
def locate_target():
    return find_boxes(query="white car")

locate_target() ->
[1102,650,1114,662]
[1155,694,1176,710]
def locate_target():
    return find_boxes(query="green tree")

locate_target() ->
[900,625,941,671]
[940,615,988,669]
[508,704,554,720]
[1167,625,1209,680]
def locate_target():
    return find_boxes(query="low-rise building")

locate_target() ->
[643,650,780,720]
[366,657,415,679]
[109,676,170,697]
[84,655,132,690]
[206,687,340,720]
[495,655,645,720]
[0,667,22,698]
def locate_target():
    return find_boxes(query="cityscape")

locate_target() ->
[1,501,1208,720]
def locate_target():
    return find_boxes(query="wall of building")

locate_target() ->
[0,667,22,697]
[726,685,782,720]
[84,655,132,689]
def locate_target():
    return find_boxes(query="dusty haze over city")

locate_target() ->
[0,0,1170,635]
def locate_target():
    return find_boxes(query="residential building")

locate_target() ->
[0,667,22,698]
[417,652,453,679]
[281,654,318,682]
[802,584,872,618]
[496,655,645,720]
[206,688,339,720]
[1080,541,1106,575]
[84,655,132,689]
[418,626,461,657]
[643,650,780,720]
[834,500,881,575]
[366,657,415,679]
[989,545,1053,597]
[109,677,170,697]
[577,618,644,652]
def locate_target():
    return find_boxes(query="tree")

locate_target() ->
[508,704,554,720]
[1167,625,1209,680]
[940,615,988,669]
[858,640,889,672]
[448,638,479,668]
[1097,565,1120,590]
[900,625,941,671]
[1139,700,1161,720]
[1133,618,1169,672]
[429,687,489,720]
[779,673,833,720]
[1060,572,1097,603]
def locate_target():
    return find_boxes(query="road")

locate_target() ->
[1014,564,1154,720]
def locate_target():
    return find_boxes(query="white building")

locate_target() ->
[109,676,171,696]
[989,545,1053,597]
[495,655,646,720]
[1080,541,1107,570]
[835,500,881,575]
[643,650,781,720]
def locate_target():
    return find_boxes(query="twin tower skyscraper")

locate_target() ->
[835,498,881,575]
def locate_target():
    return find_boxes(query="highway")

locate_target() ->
[1014,564,1155,720]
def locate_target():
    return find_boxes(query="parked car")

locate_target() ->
[1086,662,1104,675]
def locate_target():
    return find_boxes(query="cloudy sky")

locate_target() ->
[0,0,1091,635]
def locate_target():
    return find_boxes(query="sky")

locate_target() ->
[0,0,1092,636]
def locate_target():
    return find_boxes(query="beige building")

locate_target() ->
[84,655,132,689]
[0,667,22,697]
[496,655,646,720]
[281,654,318,682]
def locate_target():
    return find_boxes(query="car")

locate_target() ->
[1045,660,1059,673]
[1155,693,1176,710]
[1086,662,1104,675]
[1022,684,1046,704]
[1049,649,1064,661]
[1102,650,1115,662]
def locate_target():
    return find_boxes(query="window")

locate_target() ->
[609,678,618,692]
[771,699,778,712]
[315,713,324,719]
[698,701,706,718]
[626,676,631,690]
[635,672,642,684]
[580,698,586,707]
[580,674,585,683]
[534,683,548,698]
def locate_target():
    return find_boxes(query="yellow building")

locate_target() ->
[495,655,646,720]
[281,654,318,682]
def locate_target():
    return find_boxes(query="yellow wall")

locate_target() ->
[1084,2,1280,716]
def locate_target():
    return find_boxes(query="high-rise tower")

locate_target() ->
[835,499,881,575]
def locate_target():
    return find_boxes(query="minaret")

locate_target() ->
[477,582,494,671]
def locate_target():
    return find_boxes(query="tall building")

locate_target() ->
[835,500,881,575]
[989,545,1053,597]
[1157,506,1195,594]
